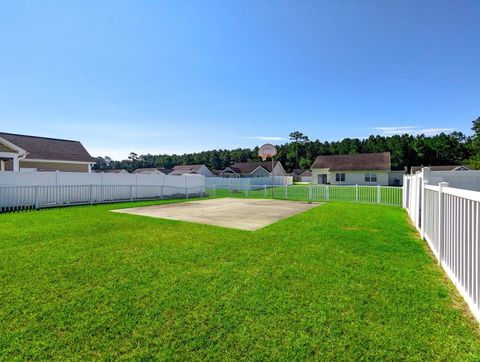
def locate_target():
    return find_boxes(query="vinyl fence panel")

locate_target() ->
[404,167,480,322]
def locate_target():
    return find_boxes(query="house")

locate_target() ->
[133,168,170,175]
[311,152,404,186]
[218,161,287,178]
[94,169,129,174]
[168,164,214,177]
[410,165,471,174]
[291,169,312,182]
[0,132,94,172]
[294,169,312,182]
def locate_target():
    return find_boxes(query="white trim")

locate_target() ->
[0,151,19,158]
[21,159,93,165]
[0,136,27,156]
[250,166,270,175]
[219,167,238,176]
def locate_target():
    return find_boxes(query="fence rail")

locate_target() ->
[404,168,480,322]
[0,184,205,212]
[206,184,402,206]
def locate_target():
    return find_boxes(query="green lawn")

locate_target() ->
[1,199,480,360]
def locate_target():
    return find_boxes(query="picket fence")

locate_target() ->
[404,168,480,321]
[206,184,402,206]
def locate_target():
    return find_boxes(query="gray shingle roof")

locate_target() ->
[229,161,276,174]
[0,132,93,162]
[311,152,391,171]
[168,164,205,175]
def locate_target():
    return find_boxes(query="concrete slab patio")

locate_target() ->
[112,198,320,230]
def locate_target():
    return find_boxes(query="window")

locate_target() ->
[335,173,345,182]
[365,172,377,182]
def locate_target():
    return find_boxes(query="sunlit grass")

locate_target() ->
[1,200,479,359]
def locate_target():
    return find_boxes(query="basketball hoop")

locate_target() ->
[258,143,278,192]
[258,144,277,161]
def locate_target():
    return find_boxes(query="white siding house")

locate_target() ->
[311,152,403,186]
[219,161,287,178]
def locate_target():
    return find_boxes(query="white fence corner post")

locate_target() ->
[355,184,359,202]
[161,185,164,199]
[264,184,267,198]
[326,185,329,200]
[308,184,312,202]
[437,182,449,265]
[186,187,189,199]
[377,184,381,204]
[34,184,39,209]
[285,184,288,199]
[129,185,133,201]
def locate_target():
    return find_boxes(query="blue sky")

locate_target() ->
[0,0,479,159]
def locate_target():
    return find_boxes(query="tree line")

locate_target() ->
[93,117,480,173]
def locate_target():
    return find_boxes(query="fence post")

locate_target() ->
[376,185,381,204]
[34,184,39,210]
[438,182,449,265]
[161,185,164,199]
[129,185,133,201]
[89,183,93,205]
[229,183,232,197]
[355,184,359,202]
[326,185,329,200]
[264,184,267,198]
[308,184,312,202]
[420,181,428,239]
[285,184,288,199]
[186,187,189,199]
[213,184,216,198]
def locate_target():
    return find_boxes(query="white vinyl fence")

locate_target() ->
[404,168,480,321]
[206,184,402,206]
[206,176,293,188]
[0,171,206,212]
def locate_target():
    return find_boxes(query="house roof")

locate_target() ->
[410,165,470,174]
[0,132,93,162]
[133,168,170,174]
[229,161,276,174]
[292,169,311,176]
[94,169,128,174]
[168,164,205,175]
[311,152,391,171]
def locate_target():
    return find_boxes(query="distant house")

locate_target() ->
[0,132,94,172]
[291,169,312,182]
[410,165,471,174]
[133,168,170,175]
[311,152,404,186]
[219,161,287,178]
[168,164,214,177]
[94,169,129,174]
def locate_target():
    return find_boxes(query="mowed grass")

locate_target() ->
[1,199,480,360]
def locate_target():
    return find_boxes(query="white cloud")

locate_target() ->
[369,126,455,136]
